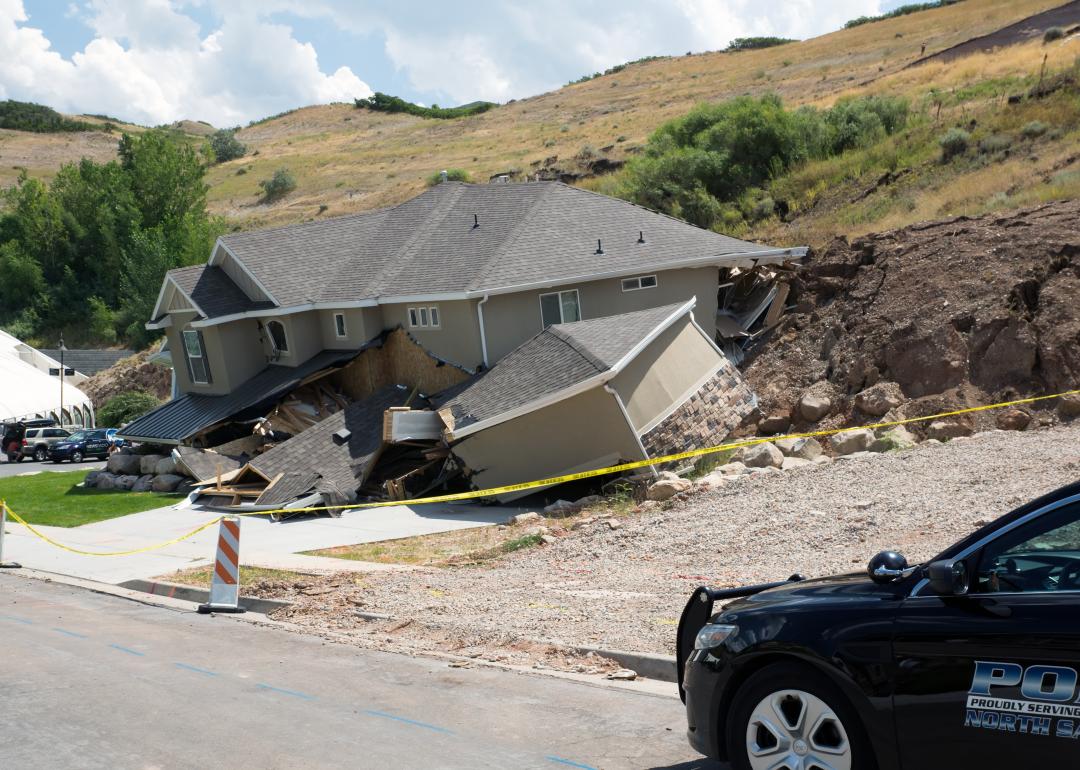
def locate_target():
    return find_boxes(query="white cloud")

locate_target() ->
[0,0,372,125]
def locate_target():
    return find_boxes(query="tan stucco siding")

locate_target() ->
[170,317,264,396]
[481,267,719,363]
[263,310,322,367]
[610,316,722,433]
[319,307,382,349]
[450,386,644,502]
[380,300,482,370]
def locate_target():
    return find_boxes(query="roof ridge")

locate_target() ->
[466,182,559,292]
[546,325,609,372]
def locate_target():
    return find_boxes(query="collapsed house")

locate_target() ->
[121,181,803,510]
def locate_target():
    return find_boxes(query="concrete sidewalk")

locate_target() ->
[2,500,522,583]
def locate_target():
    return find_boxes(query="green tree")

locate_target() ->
[98,391,161,428]
[209,129,246,163]
[259,168,297,201]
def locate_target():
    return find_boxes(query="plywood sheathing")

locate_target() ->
[332,327,473,403]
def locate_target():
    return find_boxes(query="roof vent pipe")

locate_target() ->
[595,239,604,254]
[638,230,645,243]
[440,170,448,182]
[473,213,479,228]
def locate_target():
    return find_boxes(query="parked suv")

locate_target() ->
[2,419,60,462]
[49,429,113,463]
[21,426,72,462]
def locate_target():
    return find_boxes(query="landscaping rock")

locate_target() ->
[739,443,784,469]
[855,381,904,417]
[139,454,167,475]
[996,409,1031,431]
[781,457,813,471]
[540,534,557,546]
[132,474,154,492]
[605,518,623,530]
[94,473,118,490]
[573,495,602,509]
[773,437,822,460]
[154,456,178,476]
[522,525,550,537]
[869,426,917,453]
[927,419,974,441]
[699,472,727,489]
[606,669,638,681]
[107,453,142,475]
[114,475,139,491]
[512,512,542,526]
[797,391,832,422]
[84,470,101,487]
[758,414,790,435]
[544,500,579,516]
[1059,395,1080,419]
[812,455,833,465]
[151,474,185,493]
[646,477,693,501]
[717,461,747,475]
[829,429,874,455]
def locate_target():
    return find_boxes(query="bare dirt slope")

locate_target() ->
[744,199,1080,425]
[81,348,172,408]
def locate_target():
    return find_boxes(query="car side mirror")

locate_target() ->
[928,558,969,596]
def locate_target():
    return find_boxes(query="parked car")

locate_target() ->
[678,480,1080,770]
[2,419,58,462]
[20,426,72,462]
[48,429,113,463]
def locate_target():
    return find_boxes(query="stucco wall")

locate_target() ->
[480,267,720,363]
[610,316,722,433]
[262,310,322,367]
[380,299,483,371]
[170,316,264,396]
[319,307,383,350]
[451,385,644,502]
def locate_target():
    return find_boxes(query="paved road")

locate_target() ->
[0,458,104,478]
[0,575,719,769]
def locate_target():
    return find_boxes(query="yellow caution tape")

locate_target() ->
[4,387,1079,556]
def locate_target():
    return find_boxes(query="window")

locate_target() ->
[407,305,441,329]
[267,320,289,353]
[334,313,347,338]
[621,275,658,292]
[182,329,211,385]
[539,289,581,328]
[975,502,1080,594]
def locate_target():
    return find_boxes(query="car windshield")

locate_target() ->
[67,432,88,442]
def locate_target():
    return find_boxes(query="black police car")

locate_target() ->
[677,481,1080,770]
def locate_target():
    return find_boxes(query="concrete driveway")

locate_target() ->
[2,498,524,584]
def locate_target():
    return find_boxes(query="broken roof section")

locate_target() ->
[439,301,694,438]
[152,182,805,327]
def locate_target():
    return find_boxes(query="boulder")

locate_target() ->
[132,474,154,492]
[829,429,874,456]
[926,419,973,441]
[114,475,139,491]
[107,453,142,475]
[781,456,813,471]
[139,454,167,475]
[153,456,178,476]
[83,470,102,487]
[995,409,1031,431]
[758,414,791,435]
[797,392,831,422]
[773,437,822,460]
[93,472,118,490]
[543,499,579,516]
[647,477,693,501]
[716,461,747,475]
[812,455,833,465]
[574,495,602,508]
[869,426,917,453]
[699,472,728,489]
[151,474,185,493]
[739,443,784,469]
[855,381,904,417]
[512,512,542,526]
[1058,394,1080,419]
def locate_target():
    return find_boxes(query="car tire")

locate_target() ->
[33,447,47,462]
[726,662,875,770]
[71,451,83,463]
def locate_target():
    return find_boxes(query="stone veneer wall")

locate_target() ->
[640,364,757,461]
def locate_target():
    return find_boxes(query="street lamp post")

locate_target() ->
[59,336,67,428]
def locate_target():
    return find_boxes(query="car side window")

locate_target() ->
[976,502,1080,594]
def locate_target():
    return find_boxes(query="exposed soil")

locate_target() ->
[915,0,1080,65]
[81,347,172,408]
[742,200,1080,430]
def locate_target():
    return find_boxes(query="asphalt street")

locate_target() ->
[0,575,720,770]
[0,458,105,478]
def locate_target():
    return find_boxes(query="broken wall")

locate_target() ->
[333,328,472,402]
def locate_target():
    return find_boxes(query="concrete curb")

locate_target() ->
[117,578,292,615]
[576,646,677,683]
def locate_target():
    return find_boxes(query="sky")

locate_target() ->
[0,0,891,127]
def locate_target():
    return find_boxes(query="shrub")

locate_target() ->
[98,391,161,428]
[1044,27,1066,43]
[258,168,297,201]
[978,133,1013,155]
[844,0,962,29]
[1021,120,1049,138]
[355,92,495,120]
[0,100,96,132]
[209,129,246,163]
[938,128,970,160]
[725,37,796,52]
[426,168,471,186]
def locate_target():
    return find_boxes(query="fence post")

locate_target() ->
[0,500,23,569]
[197,516,244,614]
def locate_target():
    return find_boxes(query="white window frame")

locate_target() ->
[621,274,658,292]
[182,329,210,385]
[334,312,347,339]
[538,289,581,328]
[408,305,441,330]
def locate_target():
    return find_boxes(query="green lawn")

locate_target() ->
[0,471,184,527]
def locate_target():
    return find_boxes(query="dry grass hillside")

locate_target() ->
[0,0,1074,238]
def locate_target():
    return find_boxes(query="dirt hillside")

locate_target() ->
[81,348,172,408]
[744,199,1080,427]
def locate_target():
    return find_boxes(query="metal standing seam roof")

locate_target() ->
[206,181,796,311]
[439,303,688,431]
[117,349,363,443]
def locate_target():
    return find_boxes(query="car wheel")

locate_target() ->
[33,447,47,462]
[727,662,874,770]
[71,451,83,463]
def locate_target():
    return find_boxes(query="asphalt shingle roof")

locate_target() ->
[215,182,787,308]
[167,265,275,320]
[440,303,687,431]
[38,349,134,376]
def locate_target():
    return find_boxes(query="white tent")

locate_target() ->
[0,329,95,427]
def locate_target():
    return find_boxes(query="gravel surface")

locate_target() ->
[262,423,1080,668]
